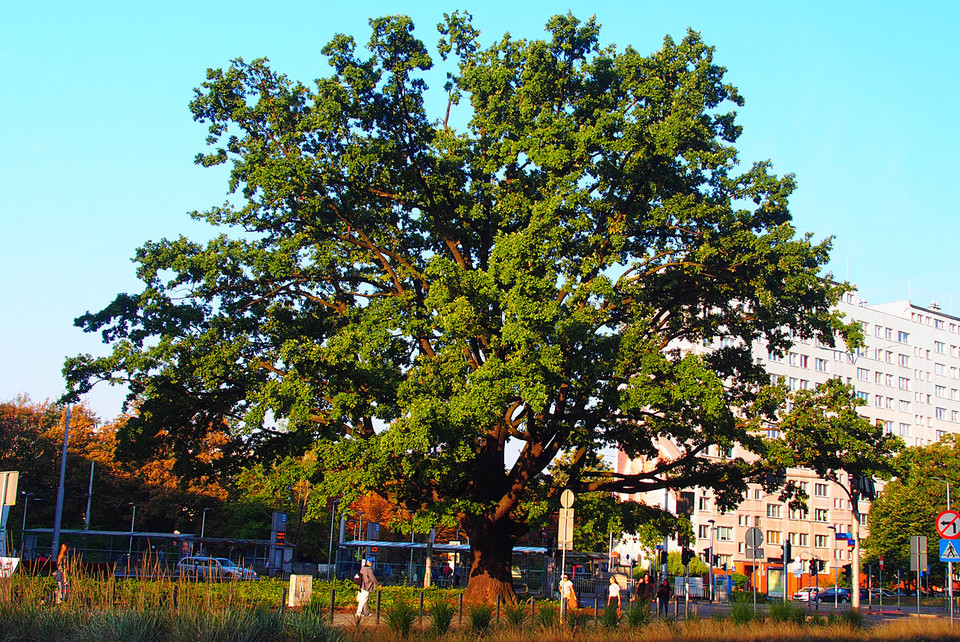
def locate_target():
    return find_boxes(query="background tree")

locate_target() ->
[862,435,960,585]
[65,13,855,602]
[771,378,904,610]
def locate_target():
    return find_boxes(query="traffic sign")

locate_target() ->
[937,510,960,538]
[560,489,575,508]
[745,527,763,548]
[558,507,575,550]
[941,539,960,562]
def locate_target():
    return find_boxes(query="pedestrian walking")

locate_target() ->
[559,573,577,611]
[354,558,379,618]
[656,578,672,616]
[55,542,71,604]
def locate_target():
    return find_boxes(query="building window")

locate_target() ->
[899,377,910,390]
[936,341,946,354]
[698,525,710,539]
[952,410,959,423]
[936,385,946,398]
[698,496,710,511]
[766,530,782,545]
[938,430,947,441]
[936,363,946,376]
[814,535,828,548]
[899,400,911,412]
[717,527,732,541]
[936,407,947,420]
[899,354,910,367]
[814,483,828,497]
[814,508,829,522]
[766,504,782,519]
[898,331,910,343]
[856,368,869,381]
[799,354,809,368]
[900,423,911,436]
[815,358,828,372]
[789,508,809,520]
[754,489,763,500]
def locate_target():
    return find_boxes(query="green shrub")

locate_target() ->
[768,600,805,624]
[600,603,620,628]
[565,608,591,630]
[503,601,529,628]
[429,599,456,637]
[828,609,864,628]
[626,599,651,627]
[467,602,495,634]
[729,590,765,603]
[730,602,757,625]
[385,600,418,639]
[533,603,558,628]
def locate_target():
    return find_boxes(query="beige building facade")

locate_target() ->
[616,289,960,587]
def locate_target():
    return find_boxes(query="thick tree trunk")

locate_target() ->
[462,520,518,605]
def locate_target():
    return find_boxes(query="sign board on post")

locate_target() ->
[745,527,763,549]
[558,507,575,551]
[910,536,928,572]
[1,472,18,506]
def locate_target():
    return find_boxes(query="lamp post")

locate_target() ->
[708,519,716,601]
[828,525,838,607]
[200,507,211,555]
[327,499,339,580]
[128,502,136,560]
[19,492,35,557]
[935,477,953,624]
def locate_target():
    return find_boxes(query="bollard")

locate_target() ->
[329,587,336,621]
[594,596,599,624]
[560,592,566,622]
[280,587,287,613]
[530,596,535,622]
[376,588,382,623]
[419,590,425,625]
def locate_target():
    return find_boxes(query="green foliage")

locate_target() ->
[600,603,620,627]
[667,550,708,576]
[625,599,652,627]
[565,608,591,630]
[729,602,758,625]
[384,600,418,639]
[533,604,558,629]
[731,573,748,590]
[65,10,853,597]
[864,435,960,578]
[828,609,864,628]
[467,602,494,633]
[502,600,529,628]
[767,600,805,624]
[429,599,457,636]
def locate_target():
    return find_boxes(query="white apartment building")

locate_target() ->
[616,289,960,589]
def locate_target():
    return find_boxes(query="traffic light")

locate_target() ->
[702,547,713,565]
[658,550,668,565]
[681,548,694,566]
[810,559,821,574]
[782,540,792,563]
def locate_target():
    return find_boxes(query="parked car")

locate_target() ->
[870,589,896,599]
[792,587,819,602]
[176,556,257,581]
[815,587,851,603]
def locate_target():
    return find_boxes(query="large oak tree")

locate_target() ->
[65,13,855,602]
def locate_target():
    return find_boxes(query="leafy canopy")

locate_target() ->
[66,13,854,545]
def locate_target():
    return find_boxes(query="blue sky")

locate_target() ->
[2,1,957,420]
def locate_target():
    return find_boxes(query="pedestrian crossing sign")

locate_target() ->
[940,539,960,562]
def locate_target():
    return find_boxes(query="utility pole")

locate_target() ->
[51,406,70,558]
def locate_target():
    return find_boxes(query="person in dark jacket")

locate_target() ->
[355,559,379,617]
[656,579,672,616]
